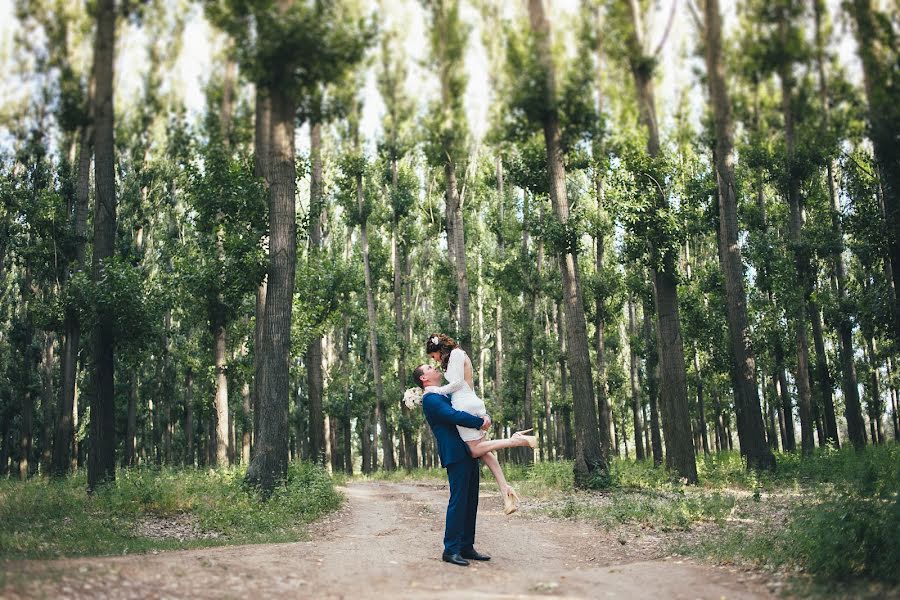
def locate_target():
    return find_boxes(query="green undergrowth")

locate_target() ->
[381,445,898,588]
[684,444,899,590]
[0,462,341,560]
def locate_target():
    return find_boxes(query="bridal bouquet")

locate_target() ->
[403,387,423,409]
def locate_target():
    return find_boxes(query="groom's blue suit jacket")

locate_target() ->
[422,392,484,467]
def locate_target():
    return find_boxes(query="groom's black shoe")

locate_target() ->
[460,549,491,561]
[441,552,470,566]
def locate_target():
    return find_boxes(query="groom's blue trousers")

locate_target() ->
[444,457,480,555]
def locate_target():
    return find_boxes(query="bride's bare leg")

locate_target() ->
[478,451,510,493]
[465,436,527,459]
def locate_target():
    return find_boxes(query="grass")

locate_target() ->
[387,444,899,590]
[683,445,900,591]
[0,462,342,561]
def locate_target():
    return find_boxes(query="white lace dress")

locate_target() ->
[430,348,487,442]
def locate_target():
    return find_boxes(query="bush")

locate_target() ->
[784,492,900,584]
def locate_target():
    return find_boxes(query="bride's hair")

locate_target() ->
[425,333,457,370]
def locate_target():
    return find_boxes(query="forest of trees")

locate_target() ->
[0,0,897,496]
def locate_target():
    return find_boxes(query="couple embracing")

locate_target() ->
[404,333,537,567]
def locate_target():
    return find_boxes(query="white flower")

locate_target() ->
[403,387,424,409]
[430,336,439,345]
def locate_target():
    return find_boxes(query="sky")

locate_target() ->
[0,0,863,159]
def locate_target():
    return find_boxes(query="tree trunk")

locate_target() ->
[703,0,775,470]
[18,276,35,480]
[252,87,272,454]
[625,0,696,482]
[185,368,194,466]
[642,294,663,466]
[40,333,55,473]
[339,317,353,475]
[0,407,10,476]
[813,0,865,449]
[777,10,815,457]
[491,156,505,427]
[53,69,94,477]
[356,131,394,472]
[528,0,606,485]
[590,0,615,464]
[391,155,416,470]
[692,347,710,455]
[542,310,554,460]
[306,120,325,464]
[521,192,540,465]
[627,297,646,460]
[213,325,229,466]
[124,372,137,466]
[211,57,237,469]
[848,0,900,345]
[88,0,118,491]
[865,336,884,444]
[245,79,297,495]
[809,301,838,446]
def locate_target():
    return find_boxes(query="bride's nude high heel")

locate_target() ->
[512,429,537,449]
[503,487,520,515]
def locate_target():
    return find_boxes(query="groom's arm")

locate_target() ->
[422,393,485,430]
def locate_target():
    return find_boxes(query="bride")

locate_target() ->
[421,332,536,514]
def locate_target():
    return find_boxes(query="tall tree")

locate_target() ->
[377,31,416,468]
[627,296,645,460]
[774,0,815,456]
[52,53,93,478]
[700,0,775,470]
[621,0,697,482]
[87,0,118,491]
[527,0,607,486]
[210,0,368,493]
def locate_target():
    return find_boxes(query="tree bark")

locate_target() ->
[864,335,884,443]
[777,8,815,456]
[124,372,137,466]
[185,368,194,466]
[642,294,663,466]
[528,0,606,485]
[306,120,325,464]
[40,333,55,473]
[88,0,118,491]
[627,296,646,460]
[809,301,838,446]
[245,78,297,495]
[252,87,272,455]
[521,192,541,465]
[703,0,774,470]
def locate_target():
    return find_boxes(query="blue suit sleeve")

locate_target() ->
[423,393,484,430]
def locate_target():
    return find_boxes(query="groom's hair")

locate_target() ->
[412,364,428,389]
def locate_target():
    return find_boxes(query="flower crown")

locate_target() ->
[403,387,424,409]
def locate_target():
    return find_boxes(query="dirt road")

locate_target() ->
[2,481,774,599]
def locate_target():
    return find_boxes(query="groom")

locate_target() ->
[414,363,492,567]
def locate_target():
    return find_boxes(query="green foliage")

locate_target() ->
[207,1,371,96]
[421,0,471,170]
[690,445,900,587]
[0,463,341,559]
